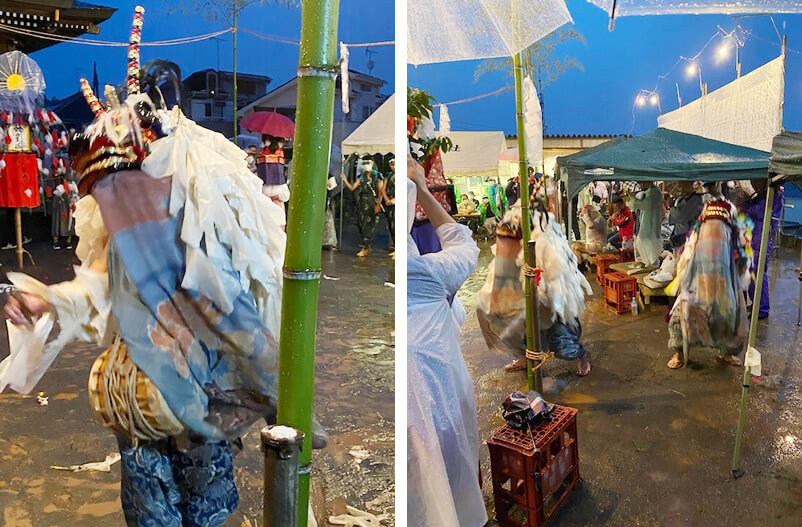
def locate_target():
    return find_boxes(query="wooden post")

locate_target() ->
[15,208,22,268]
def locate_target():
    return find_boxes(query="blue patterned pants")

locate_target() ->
[117,436,238,527]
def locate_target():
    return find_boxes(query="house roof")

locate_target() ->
[237,69,386,117]
[184,68,272,84]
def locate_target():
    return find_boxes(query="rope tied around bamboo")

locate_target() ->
[525,349,554,368]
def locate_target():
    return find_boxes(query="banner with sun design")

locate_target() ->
[0,51,46,115]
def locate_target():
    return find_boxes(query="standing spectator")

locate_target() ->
[505,176,521,207]
[407,154,486,527]
[343,156,380,257]
[378,157,395,257]
[745,180,784,319]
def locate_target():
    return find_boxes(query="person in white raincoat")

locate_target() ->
[407,154,487,527]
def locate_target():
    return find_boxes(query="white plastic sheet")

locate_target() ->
[588,0,802,16]
[0,314,56,394]
[408,0,573,65]
[658,56,783,152]
[340,43,350,115]
[438,104,451,134]
[523,76,543,168]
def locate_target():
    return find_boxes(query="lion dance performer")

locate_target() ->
[1,7,325,525]
[477,192,593,376]
[665,198,753,369]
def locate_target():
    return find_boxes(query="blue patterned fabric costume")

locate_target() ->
[5,8,291,525]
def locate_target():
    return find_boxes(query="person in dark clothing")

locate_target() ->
[745,179,784,319]
[505,176,520,206]
[666,182,704,251]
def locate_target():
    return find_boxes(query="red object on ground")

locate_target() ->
[604,271,638,315]
[240,111,295,139]
[595,253,618,285]
[487,404,580,527]
[0,153,41,208]
[618,248,634,262]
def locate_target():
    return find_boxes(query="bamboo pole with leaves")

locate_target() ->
[276,0,339,522]
[513,52,542,393]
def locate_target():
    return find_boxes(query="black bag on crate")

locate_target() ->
[501,390,555,431]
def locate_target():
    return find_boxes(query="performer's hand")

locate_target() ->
[407,152,426,191]
[387,198,395,206]
[3,293,50,326]
[374,203,382,214]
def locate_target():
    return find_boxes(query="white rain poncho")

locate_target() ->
[407,180,487,527]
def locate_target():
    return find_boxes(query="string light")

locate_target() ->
[630,25,751,134]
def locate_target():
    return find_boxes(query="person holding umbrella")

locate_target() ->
[240,111,295,204]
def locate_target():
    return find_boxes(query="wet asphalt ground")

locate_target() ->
[0,218,395,527]
[459,240,802,526]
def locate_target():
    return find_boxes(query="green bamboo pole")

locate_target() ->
[732,183,775,478]
[232,0,238,145]
[513,52,541,392]
[277,0,339,521]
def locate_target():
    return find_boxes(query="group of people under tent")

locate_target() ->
[0,6,328,526]
[408,161,785,525]
[569,178,783,369]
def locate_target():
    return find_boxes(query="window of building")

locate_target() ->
[362,106,372,120]
[360,83,372,92]
[207,73,217,94]
[205,103,212,118]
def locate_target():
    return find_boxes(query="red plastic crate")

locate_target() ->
[594,253,618,285]
[618,248,634,262]
[487,405,580,527]
[603,271,637,314]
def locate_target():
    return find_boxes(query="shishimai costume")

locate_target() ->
[2,7,317,525]
[477,198,592,367]
[666,199,753,362]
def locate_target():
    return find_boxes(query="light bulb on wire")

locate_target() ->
[717,43,730,59]
[636,95,646,106]
[649,94,659,106]
[686,63,697,77]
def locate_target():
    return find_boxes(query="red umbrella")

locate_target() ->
[240,111,295,139]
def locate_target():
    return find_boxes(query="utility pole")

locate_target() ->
[232,0,239,144]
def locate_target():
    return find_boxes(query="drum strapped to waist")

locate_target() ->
[88,336,184,442]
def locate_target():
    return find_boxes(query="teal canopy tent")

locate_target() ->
[558,128,770,199]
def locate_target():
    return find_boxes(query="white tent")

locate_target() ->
[441,131,506,178]
[341,93,395,155]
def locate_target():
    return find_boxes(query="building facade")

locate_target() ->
[237,70,387,146]
[182,69,272,138]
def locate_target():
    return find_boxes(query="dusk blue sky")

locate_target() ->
[408,0,802,137]
[31,0,394,100]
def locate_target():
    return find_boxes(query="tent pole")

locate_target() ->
[797,240,802,327]
[338,157,345,249]
[514,52,540,392]
[277,0,340,521]
[732,183,775,478]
